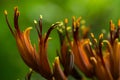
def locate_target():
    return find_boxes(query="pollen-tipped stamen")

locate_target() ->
[90,33,98,50]
[76,17,81,28]
[34,20,42,39]
[98,34,105,66]
[44,22,61,44]
[4,10,14,36]
[109,20,116,45]
[72,17,80,41]
[39,15,43,38]
[114,20,120,39]
[64,18,72,47]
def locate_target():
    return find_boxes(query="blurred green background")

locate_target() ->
[0,0,120,80]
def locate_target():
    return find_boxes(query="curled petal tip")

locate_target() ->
[90,57,97,64]
[27,27,33,30]
[24,27,32,33]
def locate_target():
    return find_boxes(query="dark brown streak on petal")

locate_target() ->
[72,16,76,40]
[74,27,79,41]
[84,42,95,58]
[14,7,20,33]
[99,34,113,80]
[73,24,79,41]
[64,50,74,76]
[109,20,116,45]
[103,40,114,74]
[72,16,81,42]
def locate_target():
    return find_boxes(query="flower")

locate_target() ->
[58,16,120,80]
[57,17,94,78]
[5,7,120,80]
[57,18,84,80]
[4,7,60,80]
[85,20,120,80]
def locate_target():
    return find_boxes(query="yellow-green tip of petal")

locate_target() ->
[34,20,37,24]
[24,27,32,32]
[54,57,60,65]
[4,10,8,15]
[40,15,43,19]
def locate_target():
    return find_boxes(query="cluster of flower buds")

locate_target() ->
[4,7,120,80]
